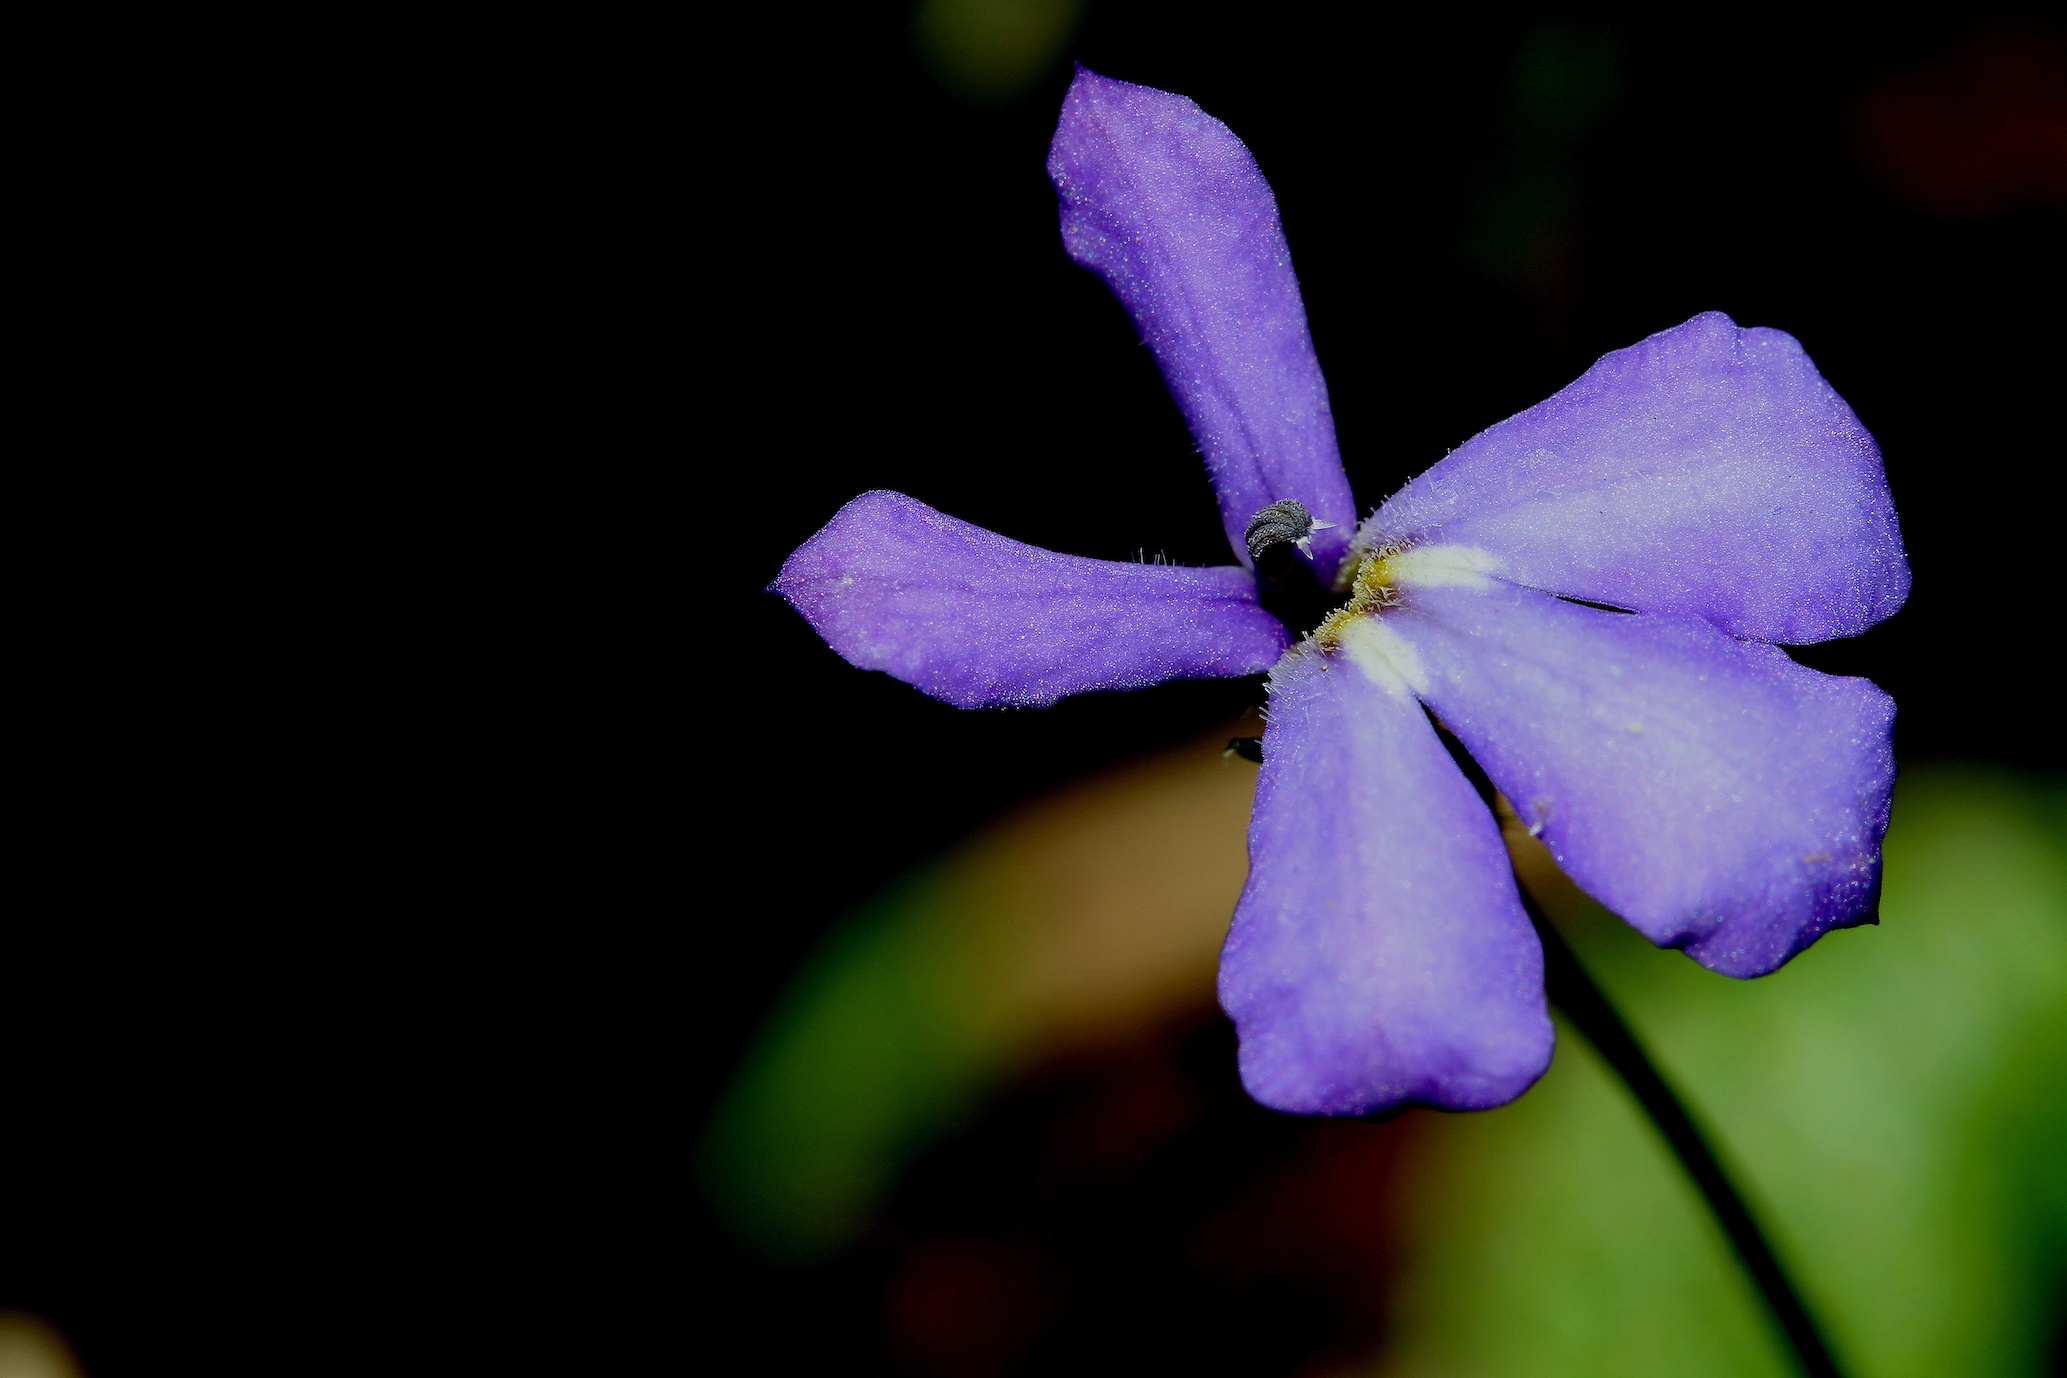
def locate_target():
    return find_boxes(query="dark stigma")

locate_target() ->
[1245,499,1339,637]
[1245,498,1318,580]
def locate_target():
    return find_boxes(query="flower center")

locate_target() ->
[1312,546,1408,649]
[1306,542,1503,650]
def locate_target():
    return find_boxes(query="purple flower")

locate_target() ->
[773,69,1908,1117]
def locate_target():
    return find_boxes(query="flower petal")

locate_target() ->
[1362,312,1909,644]
[1389,576,1897,977]
[1218,641,1552,1115]
[1048,67,1356,577]
[772,491,1290,709]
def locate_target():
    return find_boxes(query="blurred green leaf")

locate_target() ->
[699,876,1010,1261]
[914,0,1084,105]
[1376,765,2067,1377]
[700,739,1257,1261]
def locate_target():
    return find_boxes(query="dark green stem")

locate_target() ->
[1519,888,1844,1378]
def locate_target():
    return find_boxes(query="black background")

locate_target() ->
[7,3,2061,1373]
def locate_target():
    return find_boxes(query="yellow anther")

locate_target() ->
[1311,545,1408,649]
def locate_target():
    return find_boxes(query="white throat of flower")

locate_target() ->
[1311,542,1500,696]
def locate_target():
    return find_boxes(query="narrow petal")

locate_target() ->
[1219,641,1552,1115]
[1048,67,1356,576]
[1362,312,1909,644]
[772,491,1289,709]
[1389,576,1896,977]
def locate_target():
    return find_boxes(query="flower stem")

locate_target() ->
[1517,888,1844,1378]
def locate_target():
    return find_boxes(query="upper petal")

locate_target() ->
[1362,312,1909,643]
[772,491,1289,709]
[1219,640,1552,1116]
[1388,575,1897,977]
[1048,67,1355,577]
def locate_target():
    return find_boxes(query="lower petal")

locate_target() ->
[1219,640,1552,1116]
[1392,580,1896,977]
[772,491,1290,709]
